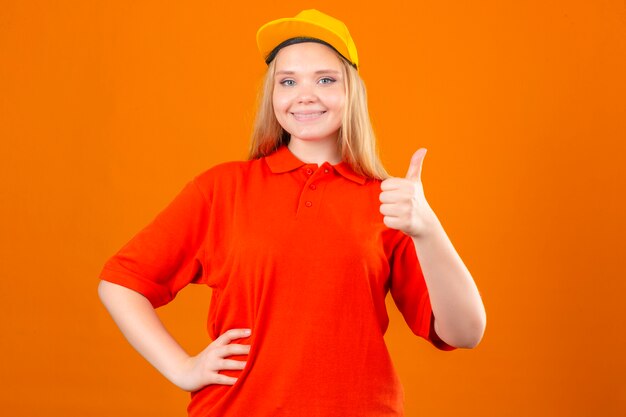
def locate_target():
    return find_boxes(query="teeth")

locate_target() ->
[292,112,324,120]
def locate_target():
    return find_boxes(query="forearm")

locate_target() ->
[97,280,190,385]
[411,213,486,348]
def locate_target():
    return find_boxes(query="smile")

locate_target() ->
[291,111,326,121]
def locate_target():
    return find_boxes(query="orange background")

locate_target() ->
[1,1,625,416]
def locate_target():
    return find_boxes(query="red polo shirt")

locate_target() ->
[100,145,454,417]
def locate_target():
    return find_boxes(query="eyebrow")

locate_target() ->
[275,69,342,76]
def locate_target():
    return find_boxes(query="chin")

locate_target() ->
[287,129,341,143]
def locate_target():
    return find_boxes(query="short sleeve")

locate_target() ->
[99,177,210,308]
[389,233,456,351]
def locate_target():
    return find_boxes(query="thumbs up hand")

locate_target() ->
[379,148,437,238]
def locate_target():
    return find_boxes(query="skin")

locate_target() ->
[98,41,485,395]
[380,150,486,348]
[98,281,251,391]
[272,42,345,165]
[273,43,486,347]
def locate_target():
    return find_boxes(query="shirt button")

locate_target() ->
[306,168,313,175]
[305,201,313,207]
[324,169,329,174]
[309,184,317,190]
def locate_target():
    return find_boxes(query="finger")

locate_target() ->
[405,148,427,182]
[378,188,415,204]
[380,177,406,191]
[383,215,402,230]
[213,374,238,385]
[379,190,405,203]
[214,328,251,346]
[379,203,399,216]
[381,203,412,217]
[218,344,251,357]
[218,359,248,371]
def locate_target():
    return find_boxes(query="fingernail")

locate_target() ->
[243,329,251,335]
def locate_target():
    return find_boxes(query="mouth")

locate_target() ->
[291,111,326,121]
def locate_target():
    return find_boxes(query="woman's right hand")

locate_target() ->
[172,328,252,392]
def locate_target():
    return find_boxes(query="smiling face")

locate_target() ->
[272,42,346,146]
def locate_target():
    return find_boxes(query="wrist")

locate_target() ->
[409,207,441,239]
[163,352,193,389]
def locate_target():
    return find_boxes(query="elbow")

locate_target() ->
[438,311,486,349]
[454,331,484,349]
[454,313,487,349]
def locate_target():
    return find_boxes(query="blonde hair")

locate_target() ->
[248,51,389,180]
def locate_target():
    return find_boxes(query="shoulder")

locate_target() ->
[193,158,262,182]
[190,158,266,198]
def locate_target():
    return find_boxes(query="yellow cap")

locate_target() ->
[256,9,359,69]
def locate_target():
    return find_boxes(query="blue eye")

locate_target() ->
[319,77,335,84]
[280,79,296,86]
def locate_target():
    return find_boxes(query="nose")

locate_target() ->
[296,83,317,104]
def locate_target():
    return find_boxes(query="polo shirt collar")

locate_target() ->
[265,145,366,185]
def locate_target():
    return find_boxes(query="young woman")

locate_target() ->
[98,9,486,417]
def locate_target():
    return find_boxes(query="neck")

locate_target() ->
[287,137,342,166]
